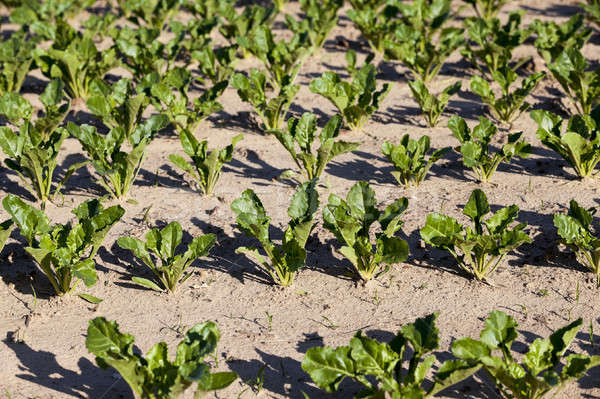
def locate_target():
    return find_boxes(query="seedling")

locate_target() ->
[149,68,228,135]
[286,0,343,55]
[191,43,238,86]
[269,113,359,182]
[0,30,36,95]
[470,68,546,124]
[421,188,531,281]
[169,132,243,196]
[462,11,531,78]
[554,199,600,286]
[86,78,150,139]
[583,0,600,28]
[449,115,530,182]
[309,57,390,131]
[320,315,338,330]
[3,195,124,296]
[531,108,600,179]
[384,0,464,82]
[231,69,299,131]
[35,27,118,101]
[0,82,82,207]
[87,317,237,398]
[219,3,276,54]
[347,1,399,53]
[110,26,167,77]
[117,221,216,293]
[302,313,479,397]
[82,13,119,41]
[382,134,450,187]
[237,25,310,89]
[453,310,600,399]
[461,0,510,22]
[231,180,319,287]
[265,312,273,332]
[408,79,461,127]
[323,181,409,281]
[9,0,94,27]
[67,115,169,200]
[549,47,600,115]
[117,0,180,31]
[531,14,592,66]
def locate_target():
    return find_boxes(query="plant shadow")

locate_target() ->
[222,149,287,186]
[209,110,263,134]
[3,337,132,398]
[190,217,283,286]
[226,348,357,398]
[0,239,57,299]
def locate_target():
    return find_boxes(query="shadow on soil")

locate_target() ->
[227,347,364,399]
[190,217,280,286]
[223,148,287,186]
[3,336,132,398]
[325,150,392,184]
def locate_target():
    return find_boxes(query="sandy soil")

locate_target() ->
[1,0,600,398]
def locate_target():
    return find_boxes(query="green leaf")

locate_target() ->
[131,276,164,292]
[430,359,481,396]
[197,371,238,391]
[420,213,462,248]
[302,346,356,392]
[72,258,98,287]
[464,189,490,231]
[86,317,145,397]
[0,219,14,254]
[77,293,103,304]
[480,310,518,350]
[452,337,492,360]
[350,332,399,378]
[3,194,51,244]
[397,313,440,357]
[549,318,582,364]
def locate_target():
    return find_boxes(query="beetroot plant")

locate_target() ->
[549,47,600,115]
[3,195,124,296]
[67,115,168,200]
[0,81,82,207]
[169,132,243,196]
[323,181,409,281]
[269,113,359,182]
[408,79,461,127]
[531,108,600,179]
[238,25,310,89]
[449,115,530,182]
[420,189,531,281]
[384,0,464,83]
[86,78,150,139]
[231,69,299,130]
[117,221,216,293]
[531,14,592,65]
[382,134,450,187]
[231,180,319,287]
[470,68,545,124]
[309,57,391,131]
[302,313,479,397]
[87,317,237,398]
[554,200,600,286]
[453,311,600,399]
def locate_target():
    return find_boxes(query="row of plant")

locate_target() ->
[2,178,600,302]
[83,310,600,398]
[1,0,599,215]
[3,75,600,214]
[1,0,599,132]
